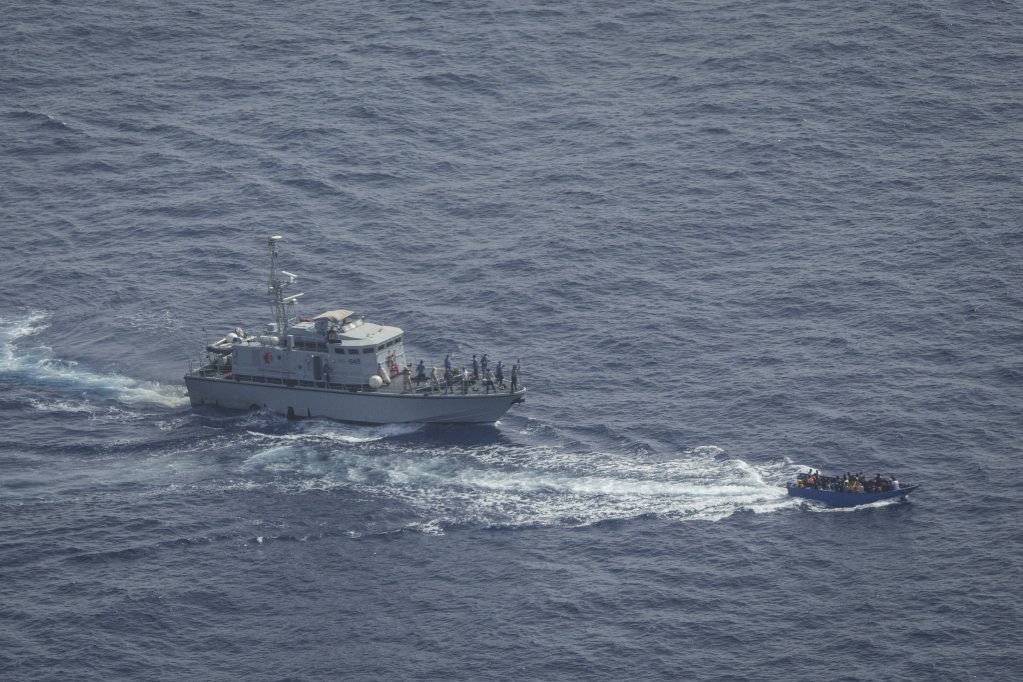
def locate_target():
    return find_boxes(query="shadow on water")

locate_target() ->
[416,422,517,447]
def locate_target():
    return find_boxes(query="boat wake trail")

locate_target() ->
[0,311,187,409]
[238,439,798,533]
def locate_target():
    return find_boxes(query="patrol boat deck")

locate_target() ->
[184,236,525,424]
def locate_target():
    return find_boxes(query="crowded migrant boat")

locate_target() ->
[787,470,919,507]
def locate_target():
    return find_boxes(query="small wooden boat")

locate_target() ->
[787,473,918,507]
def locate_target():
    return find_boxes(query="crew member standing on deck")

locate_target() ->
[495,361,504,388]
[415,360,426,386]
[472,354,479,380]
[510,361,519,393]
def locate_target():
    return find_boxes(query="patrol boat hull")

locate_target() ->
[185,375,524,424]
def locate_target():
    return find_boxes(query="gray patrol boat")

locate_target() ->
[184,236,525,424]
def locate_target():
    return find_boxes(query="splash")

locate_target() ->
[0,311,188,408]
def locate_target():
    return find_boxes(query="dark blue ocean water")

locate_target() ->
[2,1,1022,680]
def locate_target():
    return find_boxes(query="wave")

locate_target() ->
[0,311,187,408]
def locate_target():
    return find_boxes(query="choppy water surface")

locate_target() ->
[2,1,1021,680]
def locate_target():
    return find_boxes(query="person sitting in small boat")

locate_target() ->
[795,470,825,489]
[795,470,903,494]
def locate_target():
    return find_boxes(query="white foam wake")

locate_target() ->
[0,311,188,408]
[246,419,425,445]
[237,440,801,531]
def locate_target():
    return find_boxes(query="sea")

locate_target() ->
[2,1,1021,680]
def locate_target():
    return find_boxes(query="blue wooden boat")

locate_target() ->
[787,481,919,507]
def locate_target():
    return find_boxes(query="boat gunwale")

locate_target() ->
[184,373,526,400]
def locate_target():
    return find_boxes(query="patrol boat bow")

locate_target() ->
[184,236,526,424]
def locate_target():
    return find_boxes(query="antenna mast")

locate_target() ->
[267,235,299,344]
